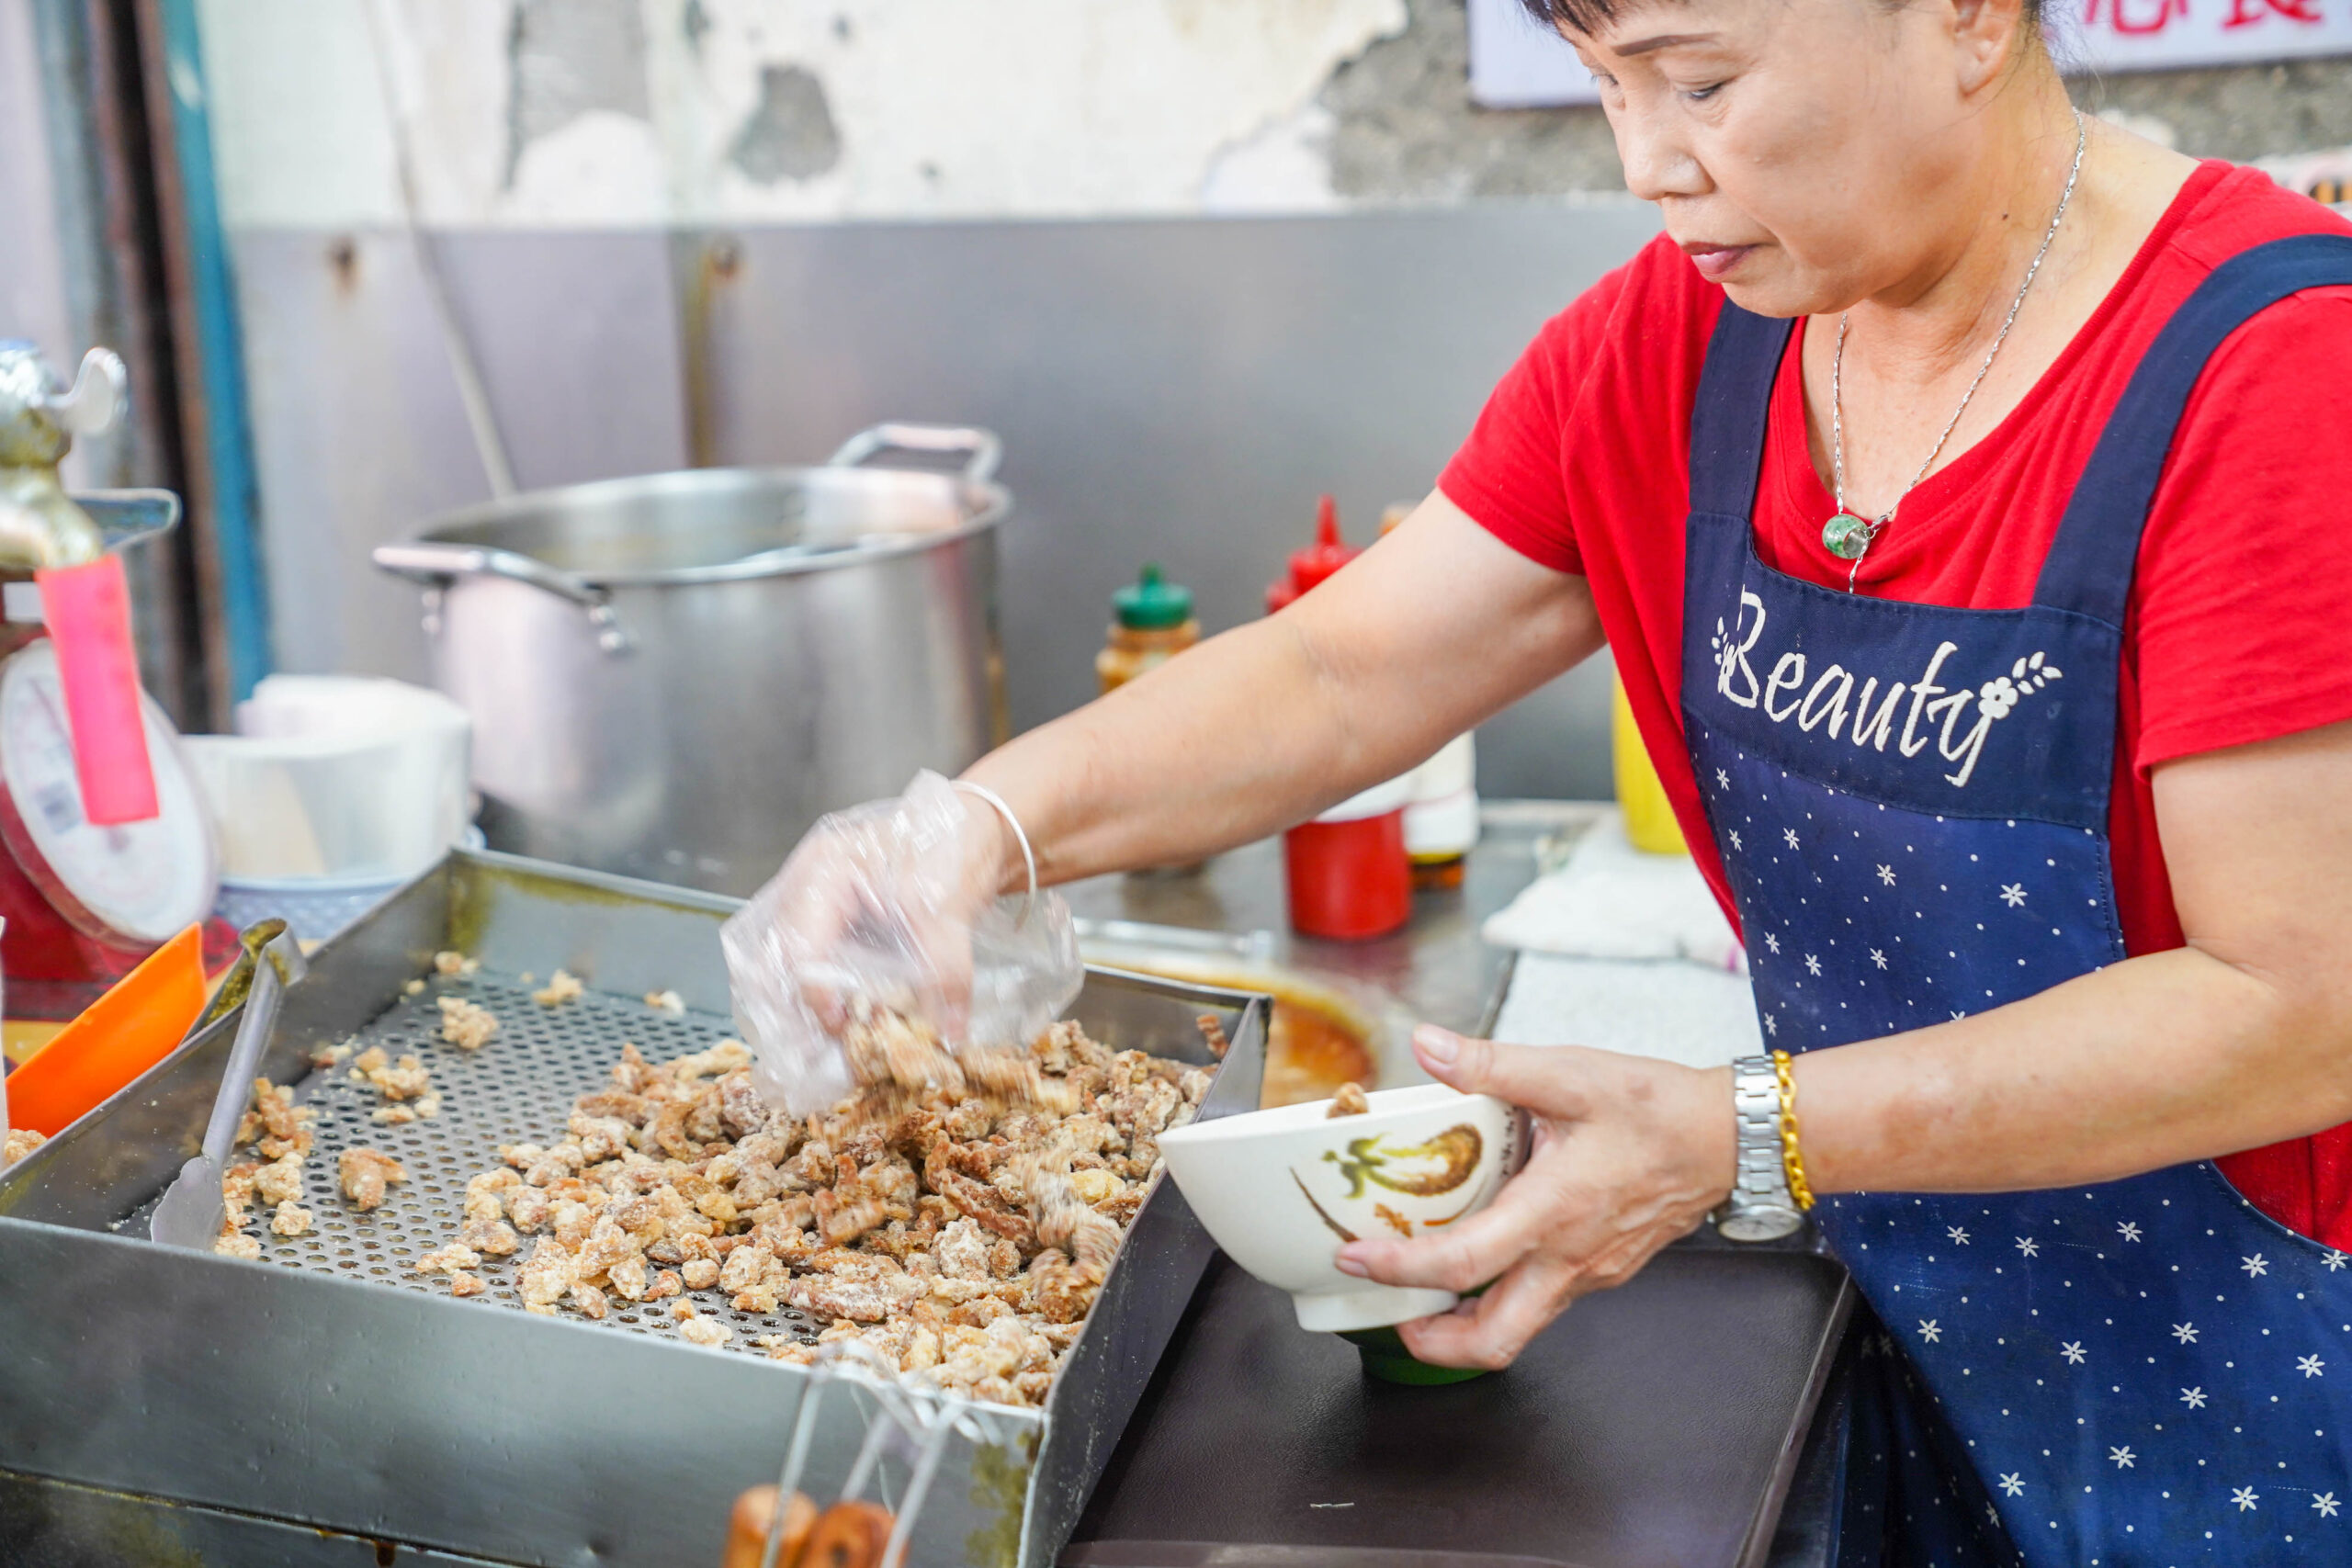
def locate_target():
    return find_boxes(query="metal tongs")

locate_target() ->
[150,919,307,1250]
[722,1342,1019,1568]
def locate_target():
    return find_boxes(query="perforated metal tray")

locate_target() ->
[0,849,1267,1568]
[121,968,850,1353]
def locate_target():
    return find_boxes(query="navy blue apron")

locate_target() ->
[1679,234,2352,1565]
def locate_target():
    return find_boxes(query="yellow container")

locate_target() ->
[1611,675,1688,856]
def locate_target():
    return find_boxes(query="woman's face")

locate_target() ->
[1569,0,2019,317]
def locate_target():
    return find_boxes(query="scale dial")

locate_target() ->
[0,640,215,945]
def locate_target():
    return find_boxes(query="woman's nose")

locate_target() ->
[1614,103,1705,204]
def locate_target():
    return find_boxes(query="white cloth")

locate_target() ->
[1491,952,1761,1070]
[1481,811,1746,975]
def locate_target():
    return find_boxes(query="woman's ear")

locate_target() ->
[1947,0,2034,96]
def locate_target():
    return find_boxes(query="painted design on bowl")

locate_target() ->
[1291,1124,1487,1242]
[1322,1124,1482,1199]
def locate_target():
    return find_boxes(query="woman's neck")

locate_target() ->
[1847,64,2087,378]
[1804,73,2199,516]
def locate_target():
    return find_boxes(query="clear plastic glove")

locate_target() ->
[722,770,1082,1115]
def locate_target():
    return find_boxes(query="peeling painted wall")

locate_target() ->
[197,0,2352,231]
[198,0,1414,227]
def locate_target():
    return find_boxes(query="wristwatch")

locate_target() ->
[1713,1054,1806,1242]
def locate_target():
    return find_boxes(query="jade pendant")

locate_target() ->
[1822,513,1877,561]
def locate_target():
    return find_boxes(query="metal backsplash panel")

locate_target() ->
[233,207,1659,801]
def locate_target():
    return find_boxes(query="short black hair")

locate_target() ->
[1516,0,2044,38]
[1514,0,1633,32]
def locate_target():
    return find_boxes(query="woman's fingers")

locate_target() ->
[1396,1254,1578,1370]
[1335,1147,1566,1291]
[1413,1026,1595,1121]
[909,902,978,1043]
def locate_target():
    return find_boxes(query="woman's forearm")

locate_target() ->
[1798,943,2350,1194]
[965,615,1379,886]
[963,495,1606,890]
[1800,719,2352,1195]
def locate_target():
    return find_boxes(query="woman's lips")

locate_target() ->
[1686,244,1755,282]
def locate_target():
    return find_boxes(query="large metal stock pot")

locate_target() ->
[373,424,1008,896]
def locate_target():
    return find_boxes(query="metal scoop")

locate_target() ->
[150,919,307,1251]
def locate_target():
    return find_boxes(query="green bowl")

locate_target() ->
[1338,1324,1492,1385]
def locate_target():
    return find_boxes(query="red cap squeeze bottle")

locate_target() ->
[1264,494,1363,615]
[1283,773,1414,941]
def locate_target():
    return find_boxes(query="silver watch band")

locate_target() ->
[1717,1054,1804,1240]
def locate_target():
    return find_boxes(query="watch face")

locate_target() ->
[1718,1204,1805,1243]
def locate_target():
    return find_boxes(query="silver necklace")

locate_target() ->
[1824,108,2086,591]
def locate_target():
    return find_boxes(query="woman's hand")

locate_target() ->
[721,773,1023,1111]
[754,782,1019,1036]
[1335,1026,1736,1371]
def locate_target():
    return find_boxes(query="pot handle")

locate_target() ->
[825,423,1002,486]
[371,540,634,654]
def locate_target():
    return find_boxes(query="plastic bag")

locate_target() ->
[722,770,1082,1116]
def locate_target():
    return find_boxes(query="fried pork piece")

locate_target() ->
[238,1077,314,1158]
[340,1146,408,1211]
[1328,1082,1370,1118]
[351,1046,433,1101]
[448,1015,1182,1408]
[311,1041,355,1070]
[517,1236,572,1310]
[1069,1168,1123,1206]
[415,1243,482,1276]
[463,1168,519,1218]
[269,1201,314,1237]
[677,1314,731,1347]
[532,968,583,1007]
[1194,1013,1230,1059]
[402,978,426,997]
[433,950,478,977]
[645,989,684,1014]
[437,995,498,1050]
[448,1271,486,1298]
[458,1218,520,1258]
[213,1231,262,1260]
[607,1255,650,1301]
[221,1163,259,1224]
[505,1187,552,1234]
[2,1127,43,1164]
[254,1155,306,1207]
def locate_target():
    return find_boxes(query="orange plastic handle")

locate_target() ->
[8,925,207,1136]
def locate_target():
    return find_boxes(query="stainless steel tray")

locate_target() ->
[0,849,1268,1568]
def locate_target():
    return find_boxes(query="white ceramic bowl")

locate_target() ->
[1157,1083,1528,1332]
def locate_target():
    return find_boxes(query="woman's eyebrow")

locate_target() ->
[1611,31,1720,56]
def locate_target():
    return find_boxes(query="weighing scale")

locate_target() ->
[0,343,234,1020]
[0,634,232,1018]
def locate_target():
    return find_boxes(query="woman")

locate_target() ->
[749,0,2352,1560]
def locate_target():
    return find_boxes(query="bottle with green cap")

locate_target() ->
[1097,562,1201,694]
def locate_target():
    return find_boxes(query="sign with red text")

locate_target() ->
[1469,0,2352,107]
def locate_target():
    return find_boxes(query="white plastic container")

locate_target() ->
[180,677,471,881]
[1405,733,1479,863]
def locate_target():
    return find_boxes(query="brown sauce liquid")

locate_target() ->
[1259,999,1376,1110]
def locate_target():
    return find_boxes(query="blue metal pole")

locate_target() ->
[154,0,271,702]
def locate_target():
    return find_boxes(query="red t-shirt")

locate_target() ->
[1441,162,2352,1245]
